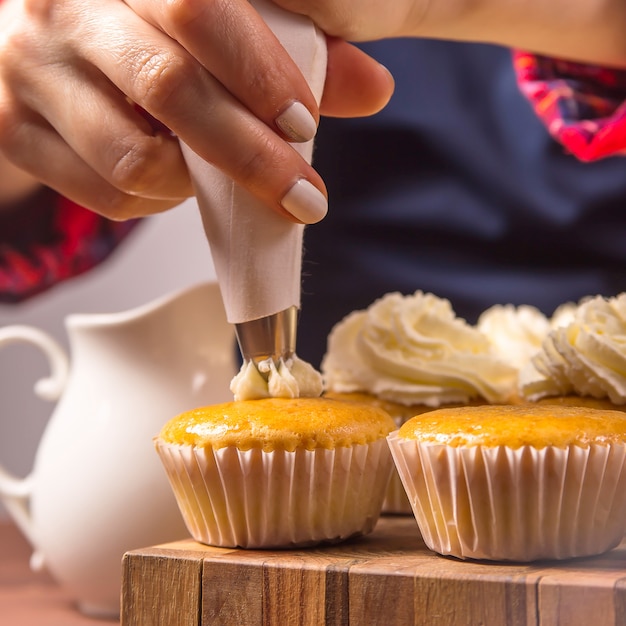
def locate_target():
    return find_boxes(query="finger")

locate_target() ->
[0,104,186,220]
[123,0,321,144]
[76,1,328,223]
[321,38,395,118]
[2,24,195,204]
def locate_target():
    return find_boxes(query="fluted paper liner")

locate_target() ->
[387,433,626,561]
[155,438,393,548]
[180,0,327,323]
[383,471,413,515]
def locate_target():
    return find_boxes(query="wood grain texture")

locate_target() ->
[121,545,206,626]
[122,517,626,626]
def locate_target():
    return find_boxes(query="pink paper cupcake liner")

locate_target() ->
[156,438,393,548]
[388,433,626,561]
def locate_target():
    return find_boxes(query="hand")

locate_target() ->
[273,0,626,68]
[0,0,393,222]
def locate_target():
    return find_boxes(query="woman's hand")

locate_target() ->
[0,0,393,222]
[273,0,626,68]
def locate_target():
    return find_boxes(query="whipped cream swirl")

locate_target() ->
[322,291,518,406]
[520,294,626,403]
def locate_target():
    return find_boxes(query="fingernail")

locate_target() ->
[380,62,395,84]
[281,179,328,224]
[276,101,318,143]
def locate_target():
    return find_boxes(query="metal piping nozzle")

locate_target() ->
[234,306,298,368]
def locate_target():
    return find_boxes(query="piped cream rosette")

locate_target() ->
[387,404,626,561]
[520,293,626,404]
[155,397,396,548]
[322,291,519,407]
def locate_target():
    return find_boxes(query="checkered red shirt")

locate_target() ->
[0,188,139,302]
[513,51,626,161]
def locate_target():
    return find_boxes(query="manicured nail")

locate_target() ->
[276,101,317,143]
[281,179,328,224]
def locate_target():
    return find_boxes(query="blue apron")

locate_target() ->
[299,39,626,367]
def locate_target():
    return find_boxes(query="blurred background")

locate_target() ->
[0,199,218,518]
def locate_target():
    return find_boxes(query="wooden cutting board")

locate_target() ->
[121,516,626,626]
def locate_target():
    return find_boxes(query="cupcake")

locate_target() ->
[387,403,626,561]
[154,396,396,548]
[322,291,519,513]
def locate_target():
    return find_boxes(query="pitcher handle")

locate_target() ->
[0,325,69,545]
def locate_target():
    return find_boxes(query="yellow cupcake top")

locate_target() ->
[157,397,396,452]
[535,396,626,412]
[397,404,626,448]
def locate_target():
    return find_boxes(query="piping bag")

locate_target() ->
[179,0,327,374]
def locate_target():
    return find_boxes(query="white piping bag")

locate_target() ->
[179,0,327,364]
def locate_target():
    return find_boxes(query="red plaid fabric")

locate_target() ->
[514,51,626,161]
[0,188,139,302]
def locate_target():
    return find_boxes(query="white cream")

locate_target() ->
[230,354,323,401]
[520,294,626,404]
[477,304,551,371]
[550,301,577,328]
[322,291,518,406]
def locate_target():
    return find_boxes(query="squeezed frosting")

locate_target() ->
[230,354,323,401]
[520,294,626,404]
[321,291,518,406]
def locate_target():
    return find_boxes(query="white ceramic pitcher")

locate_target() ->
[0,282,236,617]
